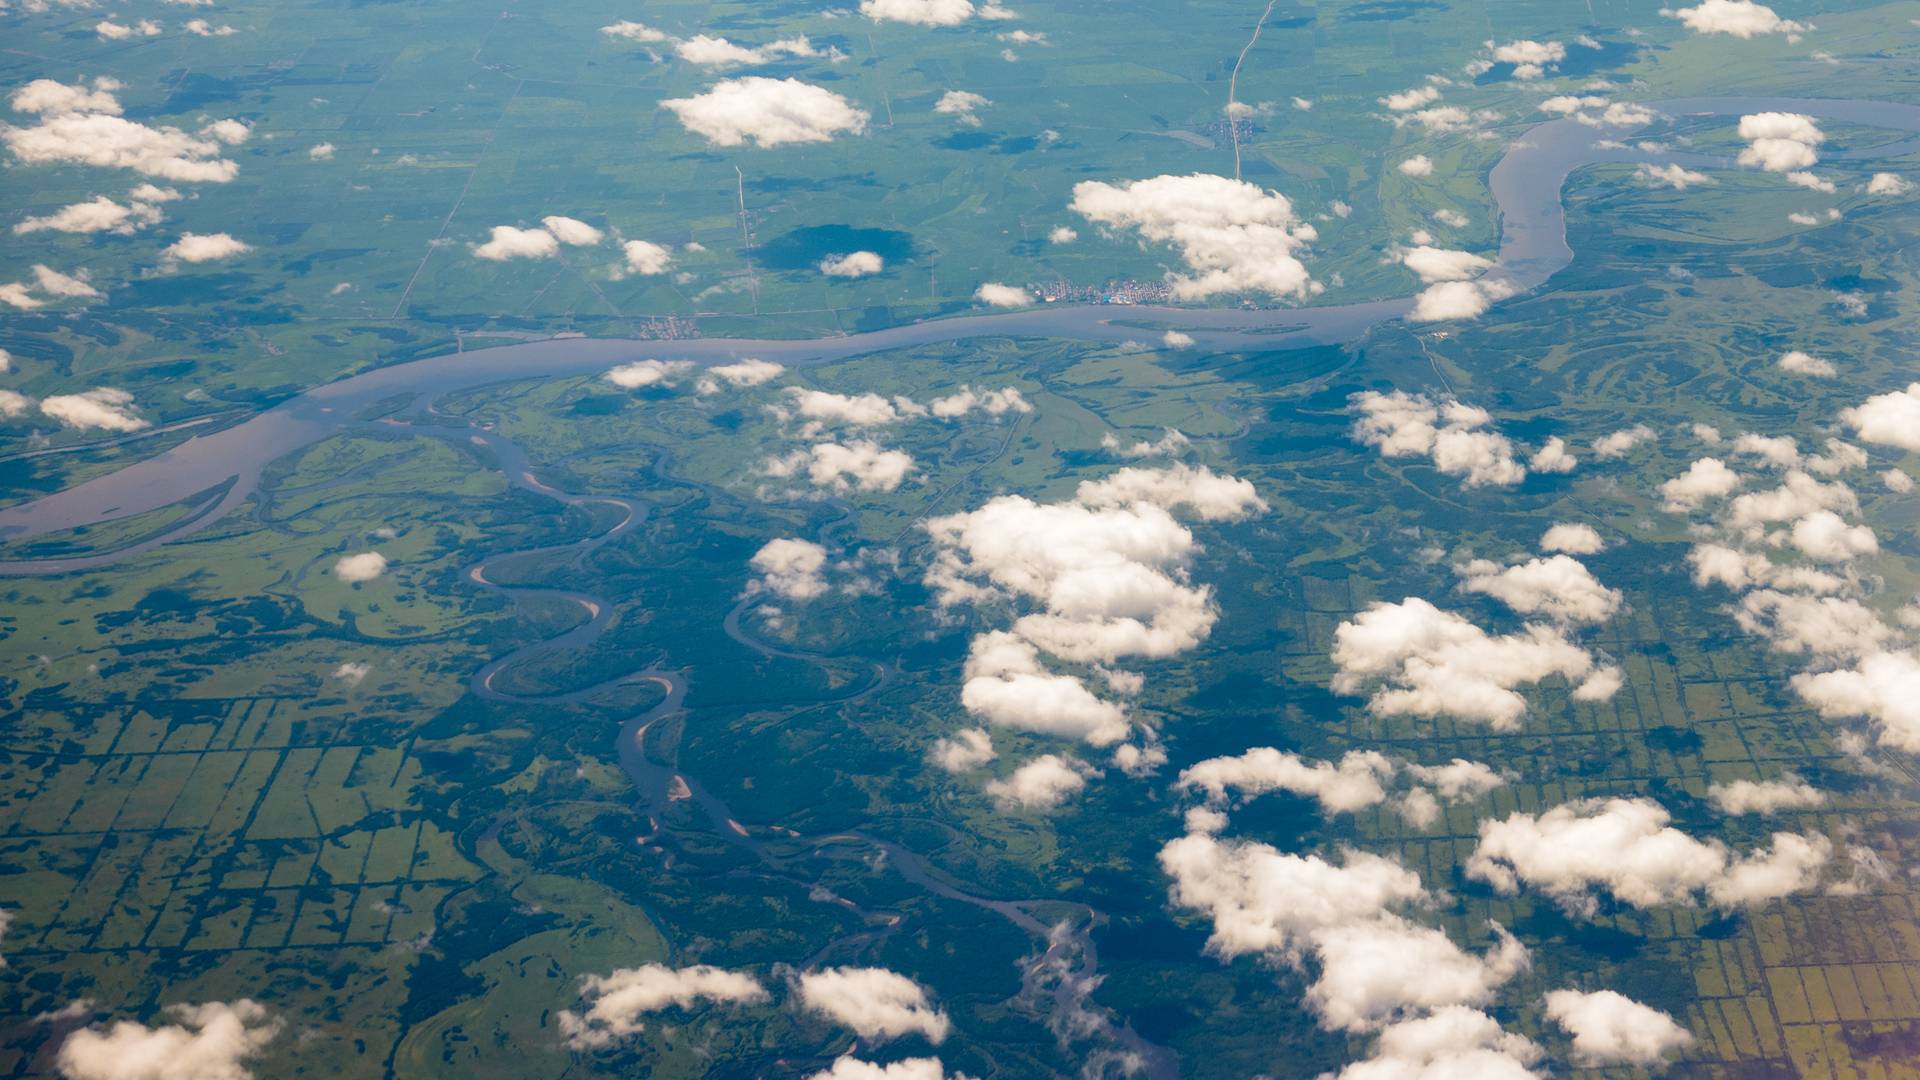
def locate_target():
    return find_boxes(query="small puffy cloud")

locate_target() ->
[1810,437,1865,475]
[557,965,766,1049]
[1330,1007,1542,1079]
[1178,748,1396,814]
[1400,245,1493,284]
[1540,523,1603,554]
[974,282,1030,307]
[697,359,784,394]
[11,78,124,118]
[1397,155,1435,177]
[161,232,250,264]
[1709,776,1824,815]
[796,967,950,1043]
[1778,349,1835,377]
[1663,0,1807,37]
[766,440,914,492]
[0,390,30,417]
[621,239,673,276]
[675,34,818,67]
[1725,470,1858,533]
[5,102,242,183]
[809,1060,971,1080]
[1350,391,1526,488]
[1635,162,1713,189]
[1867,172,1912,195]
[601,20,669,42]
[1103,428,1190,458]
[1410,279,1514,322]
[1540,95,1610,115]
[1380,85,1441,111]
[1661,457,1741,511]
[1593,424,1656,460]
[956,632,1130,744]
[1047,226,1077,244]
[1490,39,1566,79]
[779,387,922,428]
[1457,555,1622,624]
[605,359,693,389]
[1159,833,1528,1031]
[1161,835,1426,960]
[985,753,1092,809]
[1793,650,1920,752]
[926,469,1259,665]
[1787,170,1836,193]
[1162,330,1196,349]
[15,195,163,235]
[1529,436,1577,474]
[540,215,604,246]
[41,387,146,432]
[332,552,388,584]
[1737,112,1823,173]
[1069,173,1318,301]
[306,142,335,160]
[929,728,995,772]
[934,90,989,125]
[1841,382,1920,450]
[473,225,558,261]
[1735,590,1891,660]
[1072,462,1266,519]
[0,284,42,310]
[663,78,869,148]
[200,119,249,146]
[184,19,237,35]
[332,661,370,685]
[1332,597,1614,729]
[749,538,829,600]
[1179,748,1507,829]
[860,0,978,25]
[1543,989,1693,1067]
[1406,106,1475,132]
[1467,797,1830,914]
[929,385,1029,418]
[96,18,164,39]
[32,265,101,299]
[57,1001,280,1080]
[821,251,884,277]
[1789,509,1876,563]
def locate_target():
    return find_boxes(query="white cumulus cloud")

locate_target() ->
[41,387,146,432]
[1663,0,1807,37]
[663,78,870,148]
[1467,796,1830,914]
[57,1001,280,1080]
[1543,989,1693,1067]
[558,965,766,1049]
[1069,173,1319,301]
[796,967,950,1043]
[333,551,388,584]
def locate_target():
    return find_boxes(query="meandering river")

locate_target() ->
[3,96,1917,572]
[8,94,1919,1073]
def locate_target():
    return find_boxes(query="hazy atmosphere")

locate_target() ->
[2,0,1920,1076]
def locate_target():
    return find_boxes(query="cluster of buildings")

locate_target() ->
[1030,278,1177,305]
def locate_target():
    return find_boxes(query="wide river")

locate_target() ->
[2,95,1917,572]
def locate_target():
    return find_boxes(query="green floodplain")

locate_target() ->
[4,0,1920,1076]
